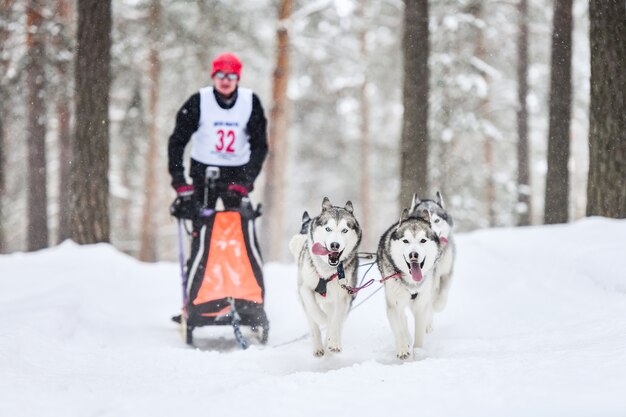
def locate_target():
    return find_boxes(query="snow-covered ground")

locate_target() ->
[1,217,625,417]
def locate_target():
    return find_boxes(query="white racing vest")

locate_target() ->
[190,86,254,166]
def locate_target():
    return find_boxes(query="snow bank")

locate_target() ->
[1,217,625,417]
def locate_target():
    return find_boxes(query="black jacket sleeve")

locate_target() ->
[241,93,268,185]
[167,93,200,189]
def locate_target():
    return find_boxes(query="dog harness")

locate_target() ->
[314,263,344,297]
[380,271,418,299]
[341,279,374,295]
[379,271,402,283]
[314,262,374,297]
[314,273,336,297]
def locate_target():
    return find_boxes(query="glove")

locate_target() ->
[227,183,251,197]
[171,173,188,190]
[223,183,252,210]
[170,184,196,219]
[176,184,194,198]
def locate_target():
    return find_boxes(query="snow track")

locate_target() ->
[1,218,625,416]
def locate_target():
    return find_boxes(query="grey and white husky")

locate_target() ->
[409,191,456,312]
[377,208,443,359]
[289,197,362,357]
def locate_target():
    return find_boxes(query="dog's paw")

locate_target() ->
[326,337,342,353]
[327,345,342,353]
[313,348,325,357]
[396,349,412,360]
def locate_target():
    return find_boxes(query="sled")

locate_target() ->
[172,167,269,349]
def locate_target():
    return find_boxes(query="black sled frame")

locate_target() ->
[172,167,269,349]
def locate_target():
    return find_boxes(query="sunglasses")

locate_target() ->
[214,71,239,81]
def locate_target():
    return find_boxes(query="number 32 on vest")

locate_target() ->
[215,129,236,153]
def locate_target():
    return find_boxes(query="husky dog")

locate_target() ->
[287,211,311,263]
[377,208,442,359]
[289,198,361,357]
[409,192,456,312]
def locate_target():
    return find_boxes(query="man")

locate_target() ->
[168,52,268,217]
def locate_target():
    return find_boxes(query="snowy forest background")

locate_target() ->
[0,0,623,261]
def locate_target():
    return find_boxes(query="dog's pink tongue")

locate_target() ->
[312,242,332,256]
[440,236,449,246]
[410,262,423,282]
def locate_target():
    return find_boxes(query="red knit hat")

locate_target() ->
[211,53,242,78]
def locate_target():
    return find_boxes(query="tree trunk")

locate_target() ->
[516,0,531,226]
[120,86,144,246]
[586,0,626,218]
[400,0,429,207]
[57,99,72,242]
[0,112,5,253]
[357,0,371,249]
[70,0,111,244]
[472,1,496,227]
[437,62,452,199]
[139,0,161,262]
[56,0,72,243]
[26,0,49,251]
[544,0,573,224]
[262,0,291,261]
[0,0,9,253]
[483,133,496,226]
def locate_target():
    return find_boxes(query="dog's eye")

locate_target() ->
[341,228,348,234]
[420,238,427,243]
[434,219,440,223]
[402,239,409,244]
[325,227,332,232]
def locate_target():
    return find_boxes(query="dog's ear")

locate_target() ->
[409,193,421,214]
[436,191,445,209]
[322,197,332,211]
[300,211,311,234]
[414,208,431,224]
[398,208,409,225]
[344,201,354,214]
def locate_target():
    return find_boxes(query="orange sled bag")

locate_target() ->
[185,207,268,336]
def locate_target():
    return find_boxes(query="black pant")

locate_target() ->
[191,177,243,210]
[189,159,248,210]
[186,160,247,276]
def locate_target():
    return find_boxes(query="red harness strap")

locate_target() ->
[379,271,402,283]
[379,271,419,299]
[341,279,375,295]
[317,272,374,297]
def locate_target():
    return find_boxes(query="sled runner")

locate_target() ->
[171,167,269,349]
